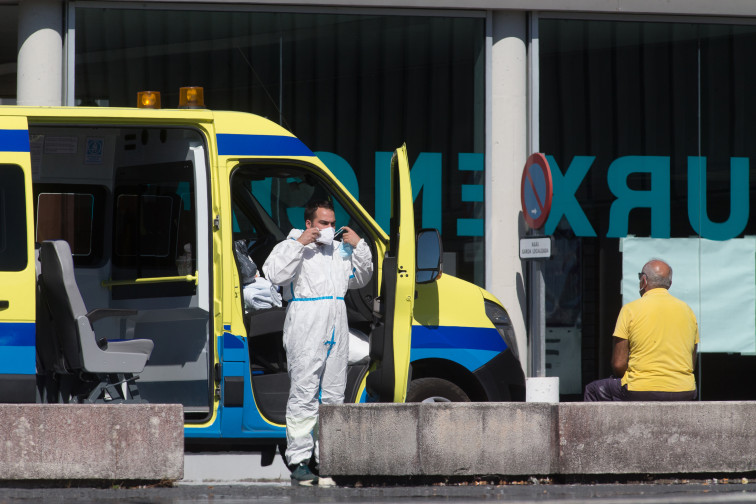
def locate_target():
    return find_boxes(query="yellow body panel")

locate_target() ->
[0,105,215,124]
[390,145,416,403]
[0,116,35,323]
[414,274,491,329]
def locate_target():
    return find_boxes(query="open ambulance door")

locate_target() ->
[0,117,36,402]
[366,144,415,403]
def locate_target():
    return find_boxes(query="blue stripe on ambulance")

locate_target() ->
[0,129,30,152]
[410,325,508,372]
[216,134,314,157]
[0,323,36,374]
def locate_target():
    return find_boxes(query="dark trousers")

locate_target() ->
[583,377,697,402]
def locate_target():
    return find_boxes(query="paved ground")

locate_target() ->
[4,452,756,503]
[183,452,290,483]
[1,479,756,503]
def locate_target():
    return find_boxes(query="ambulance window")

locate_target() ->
[114,194,173,257]
[232,166,364,237]
[230,172,286,242]
[232,200,259,242]
[36,193,94,256]
[111,160,196,299]
[32,184,106,267]
[230,163,374,322]
[0,164,27,271]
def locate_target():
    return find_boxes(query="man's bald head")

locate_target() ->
[641,259,672,290]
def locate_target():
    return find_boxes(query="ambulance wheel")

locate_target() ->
[406,377,470,403]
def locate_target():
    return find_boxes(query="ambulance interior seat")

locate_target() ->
[38,240,155,403]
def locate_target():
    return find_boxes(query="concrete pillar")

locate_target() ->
[17,0,63,106]
[486,11,529,372]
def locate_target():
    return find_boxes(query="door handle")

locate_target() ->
[0,300,8,310]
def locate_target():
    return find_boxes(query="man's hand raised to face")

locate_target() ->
[340,226,361,247]
[297,227,321,246]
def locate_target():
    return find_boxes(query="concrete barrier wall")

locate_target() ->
[0,404,184,481]
[559,402,756,474]
[320,402,756,477]
[320,403,555,476]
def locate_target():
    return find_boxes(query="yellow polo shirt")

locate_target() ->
[614,288,699,392]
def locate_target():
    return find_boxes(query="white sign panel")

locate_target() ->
[620,236,756,354]
[520,236,552,260]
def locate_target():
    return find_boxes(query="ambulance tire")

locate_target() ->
[406,377,470,403]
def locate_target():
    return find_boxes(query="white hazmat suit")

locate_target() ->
[263,228,373,467]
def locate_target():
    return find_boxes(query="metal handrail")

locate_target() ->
[102,271,198,288]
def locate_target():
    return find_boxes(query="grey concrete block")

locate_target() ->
[320,403,555,476]
[320,404,420,476]
[418,403,555,476]
[0,404,184,481]
[322,401,756,478]
[558,402,756,475]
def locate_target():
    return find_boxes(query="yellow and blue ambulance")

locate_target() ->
[0,88,524,456]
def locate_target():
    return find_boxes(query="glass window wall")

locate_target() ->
[0,4,17,103]
[540,18,756,400]
[74,7,486,285]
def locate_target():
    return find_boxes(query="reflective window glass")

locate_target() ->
[0,5,16,103]
[36,193,94,256]
[0,164,27,271]
[540,19,756,400]
[75,8,485,285]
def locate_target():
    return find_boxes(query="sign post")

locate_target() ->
[520,154,553,379]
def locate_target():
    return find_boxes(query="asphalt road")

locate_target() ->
[1,480,756,503]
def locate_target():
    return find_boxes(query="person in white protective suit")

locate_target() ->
[262,200,373,486]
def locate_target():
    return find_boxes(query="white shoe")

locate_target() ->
[318,476,336,487]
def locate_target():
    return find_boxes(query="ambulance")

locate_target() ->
[0,88,524,457]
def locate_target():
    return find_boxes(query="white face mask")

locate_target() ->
[315,226,335,246]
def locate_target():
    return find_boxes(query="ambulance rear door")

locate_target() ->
[366,144,415,402]
[0,116,36,402]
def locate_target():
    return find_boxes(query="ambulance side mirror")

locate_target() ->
[416,228,443,284]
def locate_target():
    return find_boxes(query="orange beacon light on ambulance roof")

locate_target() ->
[137,91,161,109]
[179,86,205,109]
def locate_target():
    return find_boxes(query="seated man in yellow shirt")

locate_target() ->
[584,259,699,401]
